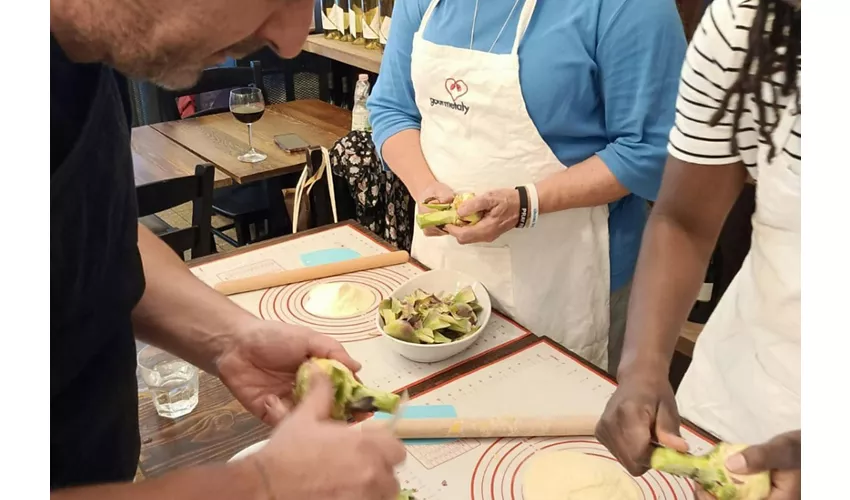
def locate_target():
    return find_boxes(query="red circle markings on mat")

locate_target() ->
[469,437,693,500]
[257,268,411,343]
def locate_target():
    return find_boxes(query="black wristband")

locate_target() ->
[515,186,529,228]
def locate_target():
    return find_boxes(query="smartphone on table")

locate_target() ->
[274,133,311,154]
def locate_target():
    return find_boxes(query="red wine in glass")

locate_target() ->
[231,103,265,124]
[229,87,267,163]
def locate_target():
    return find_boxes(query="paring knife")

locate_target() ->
[387,390,409,432]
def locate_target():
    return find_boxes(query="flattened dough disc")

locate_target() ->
[522,451,641,500]
[303,282,375,319]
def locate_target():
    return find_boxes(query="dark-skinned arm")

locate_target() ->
[131,224,257,374]
[617,157,748,379]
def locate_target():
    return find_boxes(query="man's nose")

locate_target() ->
[258,1,314,59]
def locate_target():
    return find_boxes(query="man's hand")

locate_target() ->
[695,430,801,500]
[417,181,455,237]
[444,188,519,244]
[216,319,361,426]
[595,370,689,475]
[249,368,406,500]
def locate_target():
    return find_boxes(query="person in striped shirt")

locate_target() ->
[596,0,801,498]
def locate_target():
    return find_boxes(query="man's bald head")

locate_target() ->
[51,0,314,89]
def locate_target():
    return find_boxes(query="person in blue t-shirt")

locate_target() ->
[369,0,687,373]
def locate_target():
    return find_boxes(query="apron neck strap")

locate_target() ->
[419,0,441,33]
[418,0,538,56]
[511,0,538,55]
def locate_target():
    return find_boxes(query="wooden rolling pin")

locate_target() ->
[214,250,410,296]
[361,415,599,439]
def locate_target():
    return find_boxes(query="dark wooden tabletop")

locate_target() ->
[137,372,269,479]
[131,126,233,189]
[150,100,352,185]
[135,221,707,479]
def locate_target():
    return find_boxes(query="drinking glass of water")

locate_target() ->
[137,346,199,419]
[229,86,267,163]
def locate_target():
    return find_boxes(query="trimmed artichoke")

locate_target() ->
[294,358,401,420]
[416,193,482,229]
[651,443,771,500]
[379,287,481,345]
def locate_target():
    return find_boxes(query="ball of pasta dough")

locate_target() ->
[522,451,641,500]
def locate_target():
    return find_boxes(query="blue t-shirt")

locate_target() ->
[369,0,687,291]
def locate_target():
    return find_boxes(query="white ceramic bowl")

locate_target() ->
[229,439,268,462]
[376,269,492,363]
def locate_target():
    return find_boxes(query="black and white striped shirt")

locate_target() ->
[668,0,801,174]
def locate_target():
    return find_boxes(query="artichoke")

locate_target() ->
[294,358,400,420]
[416,193,482,229]
[379,287,482,345]
[651,443,771,500]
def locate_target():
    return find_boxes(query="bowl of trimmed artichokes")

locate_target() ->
[376,269,492,363]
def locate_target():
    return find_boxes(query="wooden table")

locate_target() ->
[150,100,351,238]
[131,126,232,189]
[302,34,383,74]
[137,222,710,479]
[151,100,350,185]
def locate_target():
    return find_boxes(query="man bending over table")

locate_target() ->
[51,1,404,499]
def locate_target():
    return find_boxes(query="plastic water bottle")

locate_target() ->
[351,74,372,132]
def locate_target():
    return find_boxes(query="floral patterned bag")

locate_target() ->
[327,131,415,252]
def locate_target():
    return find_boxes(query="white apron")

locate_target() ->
[677,98,801,444]
[409,0,611,368]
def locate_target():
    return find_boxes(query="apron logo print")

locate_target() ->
[445,78,468,102]
[429,78,471,115]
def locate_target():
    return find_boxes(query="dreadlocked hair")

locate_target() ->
[709,0,801,160]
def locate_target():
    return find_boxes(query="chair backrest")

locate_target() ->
[158,61,266,121]
[137,164,215,259]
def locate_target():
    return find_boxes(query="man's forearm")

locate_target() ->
[52,461,263,500]
[535,155,629,214]
[382,129,438,202]
[132,224,256,374]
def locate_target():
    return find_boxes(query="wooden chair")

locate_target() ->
[158,61,277,247]
[137,164,215,260]
[157,61,267,121]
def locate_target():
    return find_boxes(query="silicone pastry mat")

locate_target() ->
[387,337,714,500]
[189,222,534,392]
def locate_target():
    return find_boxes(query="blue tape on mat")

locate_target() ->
[299,248,361,267]
[373,405,458,445]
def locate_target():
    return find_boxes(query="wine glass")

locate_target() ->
[229,86,267,163]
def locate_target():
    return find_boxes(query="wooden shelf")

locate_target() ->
[302,34,383,74]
